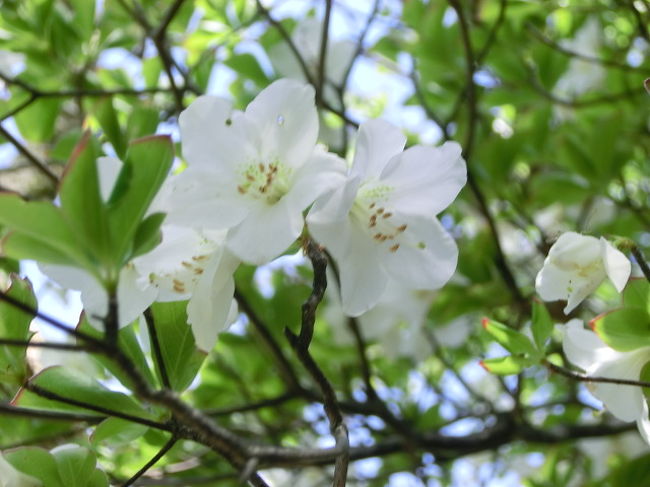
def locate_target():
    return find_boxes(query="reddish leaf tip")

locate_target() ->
[481,318,490,329]
[478,360,489,371]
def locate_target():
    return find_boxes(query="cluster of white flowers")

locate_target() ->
[535,232,650,442]
[44,78,466,353]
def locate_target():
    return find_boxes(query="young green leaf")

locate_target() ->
[531,300,554,350]
[149,301,207,392]
[590,307,650,351]
[92,98,127,158]
[107,135,174,265]
[480,355,531,375]
[482,318,538,357]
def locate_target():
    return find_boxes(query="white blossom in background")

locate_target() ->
[535,232,631,314]
[553,18,606,121]
[0,453,41,487]
[166,78,346,264]
[579,432,648,479]
[563,319,650,443]
[269,17,356,106]
[307,119,466,316]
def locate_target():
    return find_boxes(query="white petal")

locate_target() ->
[637,401,650,445]
[563,319,609,372]
[284,147,347,211]
[337,225,387,316]
[326,40,357,85]
[591,348,649,421]
[244,79,318,168]
[269,41,309,80]
[116,265,157,327]
[187,249,240,351]
[97,156,122,202]
[40,264,108,330]
[548,232,601,268]
[600,237,631,292]
[179,96,253,168]
[382,215,458,290]
[351,120,406,181]
[383,143,467,216]
[564,272,604,314]
[307,177,360,258]
[162,169,250,231]
[226,199,305,264]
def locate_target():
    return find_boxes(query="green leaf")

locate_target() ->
[149,301,207,391]
[480,355,531,375]
[77,318,157,389]
[224,53,269,85]
[0,276,35,384]
[15,366,150,419]
[482,318,538,357]
[590,307,650,351]
[58,133,111,274]
[14,97,62,142]
[52,445,96,487]
[126,106,160,141]
[3,447,63,487]
[107,135,174,264]
[531,300,553,350]
[92,98,127,158]
[2,233,77,266]
[91,417,149,447]
[620,278,650,314]
[131,211,165,259]
[0,195,82,265]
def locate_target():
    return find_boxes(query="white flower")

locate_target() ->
[0,453,41,487]
[269,17,356,102]
[535,232,631,314]
[563,319,650,442]
[132,225,240,351]
[554,18,606,98]
[167,78,346,264]
[307,119,466,316]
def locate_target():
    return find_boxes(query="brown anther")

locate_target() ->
[181,261,193,269]
[397,224,407,232]
[258,163,265,172]
[380,235,388,242]
[377,208,384,214]
[194,268,204,275]
[389,243,400,252]
[246,174,255,182]
[369,202,375,209]
[259,185,268,193]
[192,255,209,261]
[373,233,383,240]
[237,185,246,194]
[382,212,392,219]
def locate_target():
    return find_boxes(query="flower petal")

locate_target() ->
[352,119,406,181]
[382,215,458,290]
[337,226,387,316]
[179,96,253,169]
[187,249,240,351]
[284,147,347,211]
[600,237,631,292]
[226,199,305,264]
[244,79,318,168]
[116,264,157,326]
[383,143,467,216]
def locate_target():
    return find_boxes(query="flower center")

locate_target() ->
[237,161,291,205]
[351,183,413,254]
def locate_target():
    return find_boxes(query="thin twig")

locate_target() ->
[122,436,178,487]
[144,308,171,389]
[0,402,102,422]
[0,124,58,183]
[0,338,89,350]
[316,0,334,105]
[545,360,650,388]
